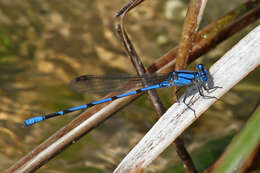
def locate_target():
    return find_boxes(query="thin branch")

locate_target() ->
[115,0,145,18]
[176,0,208,70]
[116,1,167,115]
[114,25,260,173]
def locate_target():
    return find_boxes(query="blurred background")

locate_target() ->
[0,0,259,172]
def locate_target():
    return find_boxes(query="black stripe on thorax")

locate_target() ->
[179,76,195,81]
[176,71,194,74]
[175,72,196,80]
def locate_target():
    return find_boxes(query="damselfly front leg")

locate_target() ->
[195,80,222,100]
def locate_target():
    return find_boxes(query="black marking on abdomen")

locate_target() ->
[135,89,142,93]
[87,103,95,107]
[63,110,73,114]
[111,96,119,100]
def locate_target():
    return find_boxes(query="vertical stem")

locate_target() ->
[176,0,208,70]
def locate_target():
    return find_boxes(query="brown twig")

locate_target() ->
[175,0,208,172]
[116,24,166,116]
[176,0,208,71]
[116,2,166,115]
[6,1,260,172]
[241,142,260,173]
[115,0,145,18]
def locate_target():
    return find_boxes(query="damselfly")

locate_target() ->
[24,64,218,126]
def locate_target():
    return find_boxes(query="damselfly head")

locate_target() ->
[197,64,208,82]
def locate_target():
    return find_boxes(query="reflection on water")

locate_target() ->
[0,0,259,172]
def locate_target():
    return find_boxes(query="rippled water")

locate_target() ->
[0,0,259,172]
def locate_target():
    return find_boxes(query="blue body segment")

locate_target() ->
[92,98,113,105]
[67,105,88,112]
[25,116,45,126]
[116,90,139,98]
[24,64,210,126]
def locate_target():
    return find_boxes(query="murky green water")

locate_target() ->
[0,0,259,172]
